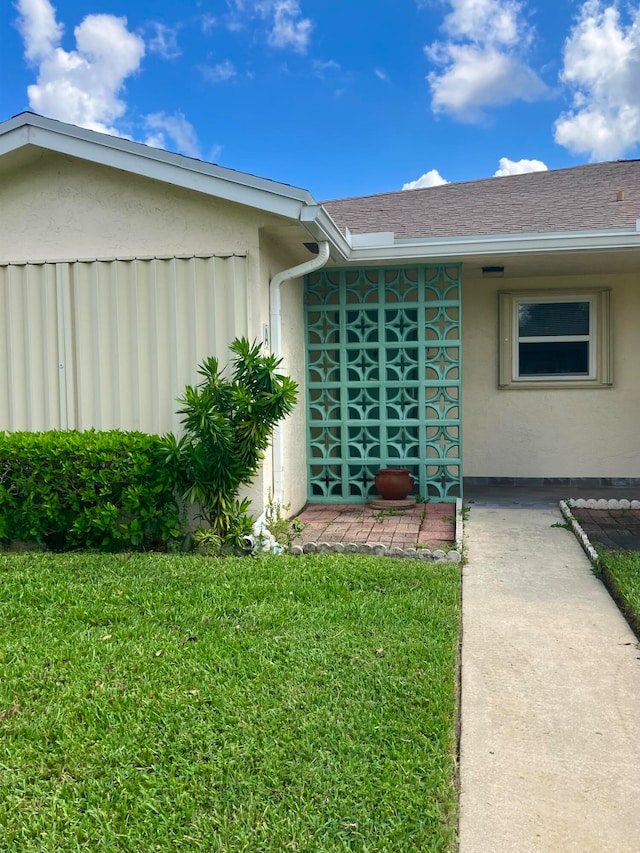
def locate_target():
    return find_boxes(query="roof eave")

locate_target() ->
[299,205,352,261]
[0,113,316,220]
[338,228,640,263]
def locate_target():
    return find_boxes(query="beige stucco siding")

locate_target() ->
[462,272,640,478]
[258,233,308,516]
[0,151,262,262]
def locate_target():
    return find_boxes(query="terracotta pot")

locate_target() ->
[374,468,414,501]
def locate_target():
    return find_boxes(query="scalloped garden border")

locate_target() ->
[559,497,640,569]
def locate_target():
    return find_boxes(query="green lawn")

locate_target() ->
[600,550,640,638]
[0,552,460,852]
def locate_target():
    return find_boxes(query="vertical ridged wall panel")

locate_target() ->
[0,263,64,431]
[305,265,462,502]
[0,255,248,434]
[69,256,249,434]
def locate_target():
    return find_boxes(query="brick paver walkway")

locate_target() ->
[292,502,455,549]
[571,506,640,550]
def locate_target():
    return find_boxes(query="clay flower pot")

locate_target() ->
[374,468,414,501]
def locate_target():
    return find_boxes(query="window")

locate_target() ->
[499,289,611,388]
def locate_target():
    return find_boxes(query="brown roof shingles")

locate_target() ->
[322,160,640,240]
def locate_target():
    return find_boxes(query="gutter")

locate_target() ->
[269,241,330,508]
[299,205,352,261]
[344,227,640,262]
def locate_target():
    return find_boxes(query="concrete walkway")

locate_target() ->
[460,504,640,852]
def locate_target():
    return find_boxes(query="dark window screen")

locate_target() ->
[519,341,589,376]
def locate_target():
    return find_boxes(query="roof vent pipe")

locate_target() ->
[269,241,330,508]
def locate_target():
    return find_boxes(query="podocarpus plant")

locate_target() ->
[161,338,298,542]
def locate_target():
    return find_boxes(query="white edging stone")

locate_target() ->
[560,499,600,567]
[288,542,461,562]
[455,498,464,550]
[566,497,640,511]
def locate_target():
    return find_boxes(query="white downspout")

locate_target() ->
[269,240,330,508]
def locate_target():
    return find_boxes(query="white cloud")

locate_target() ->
[144,112,201,159]
[442,0,522,44]
[226,0,313,52]
[201,13,217,34]
[16,0,203,159]
[200,60,237,83]
[15,0,62,62]
[312,58,340,77]
[554,2,640,160]
[374,68,390,82]
[428,45,547,122]
[426,0,547,122]
[267,0,313,52]
[494,157,548,176]
[16,0,145,135]
[402,169,449,189]
[148,22,181,60]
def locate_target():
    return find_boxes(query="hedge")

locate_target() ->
[0,431,183,551]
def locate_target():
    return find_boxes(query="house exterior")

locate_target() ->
[1,112,639,515]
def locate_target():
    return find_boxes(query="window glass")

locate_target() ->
[518,301,589,338]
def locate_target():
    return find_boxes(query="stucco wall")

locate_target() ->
[0,151,261,261]
[258,233,309,516]
[462,271,640,478]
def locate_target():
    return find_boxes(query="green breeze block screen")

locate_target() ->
[305,265,462,502]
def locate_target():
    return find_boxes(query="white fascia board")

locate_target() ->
[345,228,640,263]
[299,205,352,261]
[0,122,30,154]
[0,114,315,219]
[350,231,395,248]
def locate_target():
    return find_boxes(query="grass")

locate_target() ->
[598,550,640,639]
[0,552,460,852]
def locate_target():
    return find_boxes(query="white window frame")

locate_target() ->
[498,289,612,389]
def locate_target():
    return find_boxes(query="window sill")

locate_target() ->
[499,379,613,390]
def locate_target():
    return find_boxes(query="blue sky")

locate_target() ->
[2,0,640,199]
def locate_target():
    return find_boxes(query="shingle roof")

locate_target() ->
[322,161,640,239]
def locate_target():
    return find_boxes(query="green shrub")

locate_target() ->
[0,431,183,551]
[161,338,298,541]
